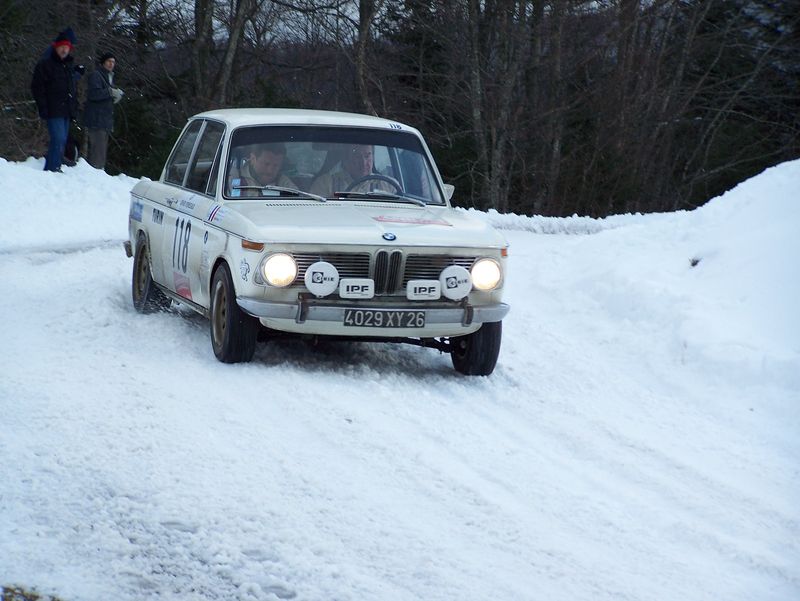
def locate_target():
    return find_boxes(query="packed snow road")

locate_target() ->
[1,158,798,601]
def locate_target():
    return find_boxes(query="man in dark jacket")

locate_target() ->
[31,29,81,172]
[83,52,123,170]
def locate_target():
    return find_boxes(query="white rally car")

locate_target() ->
[125,109,509,375]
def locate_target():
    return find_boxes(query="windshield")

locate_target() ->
[224,125,444,205]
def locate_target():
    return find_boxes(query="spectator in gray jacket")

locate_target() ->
[83,52,123,170]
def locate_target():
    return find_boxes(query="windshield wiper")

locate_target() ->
[334,190,427,207]
[231,185,327,203]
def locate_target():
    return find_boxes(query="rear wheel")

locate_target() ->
[132,235,170,313]
[450,321,502,376]
[210,263,258,363]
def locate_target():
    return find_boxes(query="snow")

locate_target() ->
[1,156,798,601]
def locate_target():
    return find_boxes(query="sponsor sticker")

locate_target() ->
[373,216,451,226]
[230,178,242,197]
[151,208,164,225]
[339,278,375,299]
[130,201,143,222]
[174,271,192,300]
[240,259,250,281]
[406,279,441,300]
[207,205,226,223]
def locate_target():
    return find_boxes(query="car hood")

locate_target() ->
[222,201,507,248]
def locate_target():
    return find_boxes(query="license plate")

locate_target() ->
[343,309,426,328]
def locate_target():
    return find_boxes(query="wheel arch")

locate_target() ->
[134,226,150,251]
[133,227,158,277]
[210,256,229,283]
[207,237,247,301]
[208,254,239,302]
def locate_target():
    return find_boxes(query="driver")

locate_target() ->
[310,144,394,197]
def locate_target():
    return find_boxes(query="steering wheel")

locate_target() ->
[345,174,403,193]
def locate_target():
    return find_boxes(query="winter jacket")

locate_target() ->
[82,67,115,131]
[31,52,78,120]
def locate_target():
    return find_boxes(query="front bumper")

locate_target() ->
[237,295,510,328]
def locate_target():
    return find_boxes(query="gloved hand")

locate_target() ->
[75,64,86,75]
[110,87,124,104]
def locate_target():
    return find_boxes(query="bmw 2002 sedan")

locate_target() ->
[125,109,510,375]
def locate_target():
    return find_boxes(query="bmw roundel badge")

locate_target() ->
[382,232,397,241]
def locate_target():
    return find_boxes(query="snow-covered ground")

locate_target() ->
[1,156,798,601]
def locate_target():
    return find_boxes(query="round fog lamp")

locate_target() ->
[262,253,297,287]
[471,258,501,291]
[439,265,472,300]
[304,261,340,297]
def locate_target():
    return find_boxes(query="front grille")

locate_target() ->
[402,255,476,286]
[292,252,370,286]
[291,251,478,295]
[373,249,403,294]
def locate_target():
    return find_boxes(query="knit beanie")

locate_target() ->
[52,28,76,50]
[99,52,116,63]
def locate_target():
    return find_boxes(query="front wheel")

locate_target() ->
[450,321,502,376]
[210,263,258,363]
[132,235,170,313]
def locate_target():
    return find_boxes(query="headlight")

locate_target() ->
[262,253,297,287]
[471,258,501,291]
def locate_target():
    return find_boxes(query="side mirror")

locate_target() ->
[443,183,455,201]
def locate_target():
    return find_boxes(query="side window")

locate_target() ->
[186,122,225,194]
[165,120,202,186]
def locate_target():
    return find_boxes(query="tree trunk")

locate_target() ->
[214,0,256,106]
[467,0,489,207]
[355,0,378,115]
[192,0,214,105]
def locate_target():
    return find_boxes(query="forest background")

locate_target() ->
[1,0,798,217]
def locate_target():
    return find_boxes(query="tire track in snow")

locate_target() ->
[0,239,124,257]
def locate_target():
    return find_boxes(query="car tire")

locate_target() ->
[450,321,502,376]
[210,262,258,363]
[132,235,170,313]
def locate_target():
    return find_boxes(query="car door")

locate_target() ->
[153,119,225,306]
[179,120,226,308]
[144,119,202,287]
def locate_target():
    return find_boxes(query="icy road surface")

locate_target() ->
[1,157,798,601]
